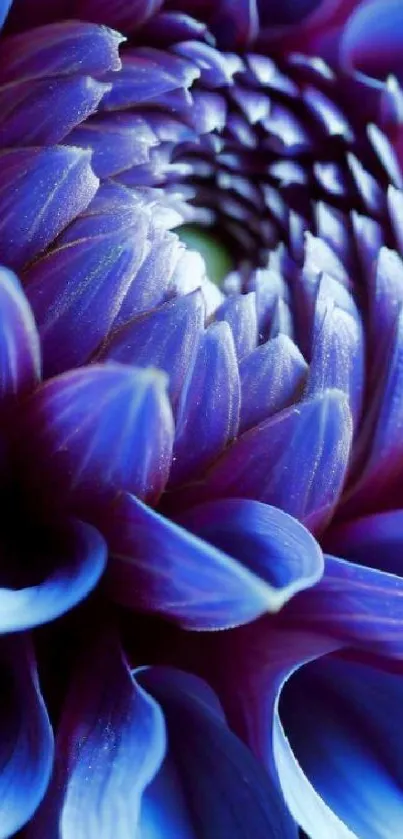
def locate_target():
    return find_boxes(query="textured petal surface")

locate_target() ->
[0,637,53,838]
[18,364,174,513]
[28,632,165,839]
[0,518,107,632]
[104,494,323,629]
[202,390,352,533]
[140,667,298,839]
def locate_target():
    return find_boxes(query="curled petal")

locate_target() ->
[0,638,53,837]
[139,667,298,839]
[104,493,323,630]
[0,266,40,404]
[0,518,107,632]
[18,364,174,513]
[28,632,166,839]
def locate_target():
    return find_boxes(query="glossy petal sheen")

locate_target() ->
[0,638,53,838]
[28,632,166,839]
[18,364,174,513]
[105,494,323,629]
[140,667,298,839]
[203,389,352,533]
[0,266,40,404]
[281,654,403,838]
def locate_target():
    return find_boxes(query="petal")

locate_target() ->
[17,364,174,514]
[239,335,307,433]
[28,631,166,838]
[0,147,98,271]
[0,0,12,28]
[202,390,352,534]
[0,76,109,148]
[139,667,298,839]
[215,292,258,361]
[70,0,164,32]
[171,322,240,485]
[0,637,53,837]
[66,114,158,178]
[24,206,150,376]
[0,518,106,632]
[281,654,403,838]
[0,21,122,84]
[99,291,205,410]
[104,493,323,630]
[0,266,40,405]
[282,553,403,658]
[342,0,403,81]
[325,509,403,575]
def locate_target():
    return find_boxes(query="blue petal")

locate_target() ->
[203,389,352,534]
[342,0,403,82]
[100,291,204,410]
[215,292,258,361]
[171,322,240,485]
[18,364,174,513]
[66,114,158,178]
[24,205,150,376]
[0,518,106,632]
[281,654,403,838]
[69,0,164,32]
[104,493,323,629]
[0,266,40,405]
[139,667,298,839]
[0,147,98,271]
[0,21,122,83]
[239,334,307,433]
[28,632,166,838]
[0,0,13,28]
[325,509,403,575]
[0,637,53,837]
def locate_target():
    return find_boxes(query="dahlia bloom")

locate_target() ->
[0,1,403,837]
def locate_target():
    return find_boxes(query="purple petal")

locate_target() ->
[0,266,40,404]
[202,390,352,534]
[104,494,322,629]
[210,0,259,47]
[66,114,158,178]
[325,509,403,576]
[282,553,403,658]
[101,50,199,110]
[24,207,150,376]
[18,364,174,514]
[139,666,298,839]
[28,631,165,838]
[281,654,403,837]
[0,76,109,147]
[0,637,53,837]
[0,518,106,632]
[100,291,204,409]
[171,322,240,485]
[0,147,98,271]
[239,335,307,433]
[0,21,122,83]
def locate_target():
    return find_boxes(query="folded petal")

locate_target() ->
[282,553,403,658]
[18,364,174,513]
[280,653,403,838]
[0,636,53,837]
[0,518,106,632]
[0,147,98,271]
[104,493,323,629]
[202,389,352,534]
[28,631,165,838]
[139,666,298,839]
[0,266,40,406]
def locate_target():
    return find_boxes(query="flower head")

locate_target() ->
[0,1,403,837]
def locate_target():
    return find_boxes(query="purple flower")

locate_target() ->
[0,1,403,837]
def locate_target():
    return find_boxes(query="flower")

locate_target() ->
[0,1,403,837]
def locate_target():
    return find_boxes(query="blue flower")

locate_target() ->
[0,1,403,837]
